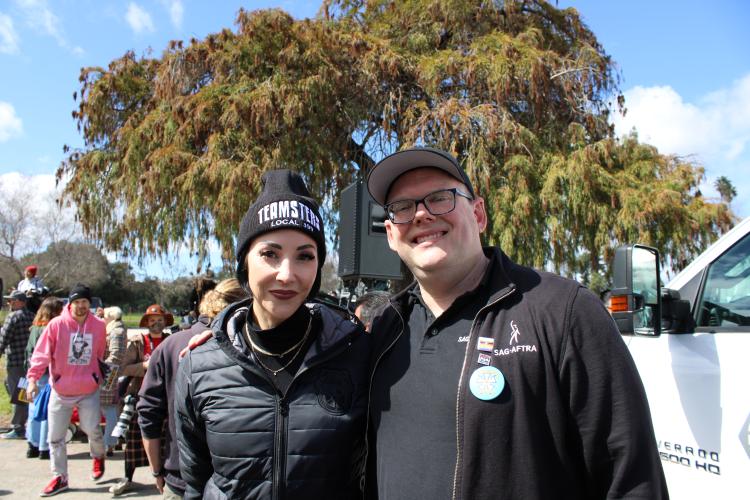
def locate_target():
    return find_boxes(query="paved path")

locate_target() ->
[0,436,162,499]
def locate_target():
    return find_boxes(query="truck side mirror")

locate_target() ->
[609,245,661,336]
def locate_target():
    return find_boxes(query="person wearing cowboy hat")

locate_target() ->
[110,304,173,495]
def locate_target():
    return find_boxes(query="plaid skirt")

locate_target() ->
[124,416,149,469]
[123,402,168,470]
[99,384,118,407]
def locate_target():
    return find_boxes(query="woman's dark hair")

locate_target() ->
[32,297,64,326]
[190,276,217,314]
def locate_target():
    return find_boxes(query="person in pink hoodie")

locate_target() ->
[26,283,108,497]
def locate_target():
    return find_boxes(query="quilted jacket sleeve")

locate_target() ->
[174,351,212,500]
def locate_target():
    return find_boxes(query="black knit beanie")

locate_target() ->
[236,169,326,298]
[69,283,92,303]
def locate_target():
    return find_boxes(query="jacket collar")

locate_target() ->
[213,297,362,363]
[484,247,517,303]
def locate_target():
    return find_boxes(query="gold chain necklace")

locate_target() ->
[243,318,310,357]
[245,317,312,376]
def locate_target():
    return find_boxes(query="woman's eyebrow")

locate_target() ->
[257,241,282,249]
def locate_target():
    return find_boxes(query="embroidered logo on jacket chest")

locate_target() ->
[492,320,537,357]
[315,369,354,416]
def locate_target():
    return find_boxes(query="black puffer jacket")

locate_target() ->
[175,298,370,500]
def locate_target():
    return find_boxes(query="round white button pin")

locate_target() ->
[469,366,505,401]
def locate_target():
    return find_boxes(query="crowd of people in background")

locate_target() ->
[0,267,195,495]
[0,258,386,498]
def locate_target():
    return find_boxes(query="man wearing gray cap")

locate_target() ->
[365,147,668,499]
[0,290,34,439]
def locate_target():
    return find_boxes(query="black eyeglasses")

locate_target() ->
[384,188,474,224]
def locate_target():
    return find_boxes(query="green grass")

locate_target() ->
[0,311,9,422]
[0,364,11,423]
[122,313,142,329]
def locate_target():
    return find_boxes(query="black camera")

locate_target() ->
[111,394,136,439]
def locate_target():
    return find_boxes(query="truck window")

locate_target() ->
[696,233,750,328]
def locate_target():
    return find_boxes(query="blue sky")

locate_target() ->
[0,0,748,279]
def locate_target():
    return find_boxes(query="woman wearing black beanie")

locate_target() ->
[175,169,372,499]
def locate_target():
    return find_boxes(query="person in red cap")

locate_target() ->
[109,304,173,495]
[17,265,44,293]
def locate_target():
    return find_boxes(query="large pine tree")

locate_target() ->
[60,0,733,282]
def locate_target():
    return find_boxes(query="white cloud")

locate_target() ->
[13,0,80,54]
[0,102,23,142]
[0,172,55,194]
[126,3,155,34]
[15,0,63,41]
[613,73,750,217]
[162,0,183,28]
[1,171,217,279]
[0,13,20,54]
[0,172,61,218]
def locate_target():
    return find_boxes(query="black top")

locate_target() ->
[245,305,316,394]
[371,260,494,500]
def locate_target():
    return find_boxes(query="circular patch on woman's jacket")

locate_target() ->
[315,369,354,415]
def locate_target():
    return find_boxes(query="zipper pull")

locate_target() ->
[279,399,289,417]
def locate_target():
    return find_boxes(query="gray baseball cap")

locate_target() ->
[366,147,476,205]
[4,290,27,301]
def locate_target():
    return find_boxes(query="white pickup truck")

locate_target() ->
[610,216,750,499]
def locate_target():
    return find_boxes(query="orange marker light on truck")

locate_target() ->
[609,295,629,313]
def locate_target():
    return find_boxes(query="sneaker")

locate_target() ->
[106,446,114,457]
[27,444,40,458]
[0,429,25,439]
[109,478,131,495]
[39,450,50,460]
[40,475,68,497]
[91,457,105,480]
